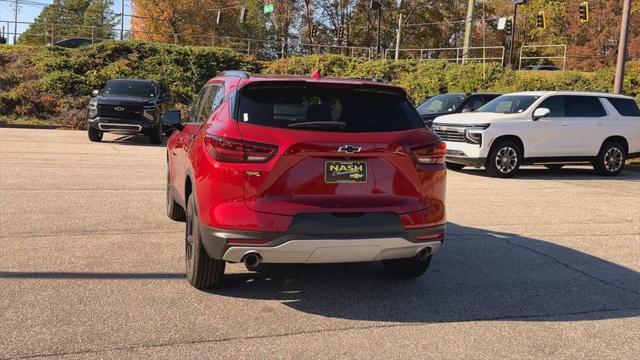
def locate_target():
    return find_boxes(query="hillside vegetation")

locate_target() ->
[1,41,639,128]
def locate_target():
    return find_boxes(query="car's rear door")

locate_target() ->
[234,82,444,217]
[563,96,609,156]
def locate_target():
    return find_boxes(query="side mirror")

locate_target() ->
[533,107,551,121]
[91,89,100,97]
[461,106,473,113]
[161,110,183,131]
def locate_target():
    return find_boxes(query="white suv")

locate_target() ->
[432,91,640,177]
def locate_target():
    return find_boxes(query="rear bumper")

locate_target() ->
[199,218,446,263]
[223,237,442,264]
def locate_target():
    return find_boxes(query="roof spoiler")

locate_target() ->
[217,70,250,79]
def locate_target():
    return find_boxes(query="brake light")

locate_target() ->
[411,142,446,164]
[205,135,277,163]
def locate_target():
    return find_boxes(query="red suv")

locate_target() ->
[162,71,447,289]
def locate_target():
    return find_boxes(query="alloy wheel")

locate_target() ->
[604,147,623,172]
[495,146,518,174]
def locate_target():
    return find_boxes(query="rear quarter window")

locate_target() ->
[236,83,423,132]
[607,98,640,116]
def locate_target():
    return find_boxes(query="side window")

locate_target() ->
[197,85,217,123]
[565,96,607,117]
[607,97,640,116]
[189,87,208,123]
[211,85,225,111]
[537,96,566,117]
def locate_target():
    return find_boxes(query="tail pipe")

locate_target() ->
[242,252,262,270]
[417,247,432,261]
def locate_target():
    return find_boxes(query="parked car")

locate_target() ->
[87,79,174,144]
[432,91,640,177]
[54,37,97,48]
[163,70,447,289]
[522,65,560,71]
[416,93,501,128]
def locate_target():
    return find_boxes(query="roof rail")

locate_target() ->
[217,70,250,79]
[348,77,390,84]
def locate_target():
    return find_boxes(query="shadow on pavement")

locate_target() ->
[212,223,640,323]
[456,166,640,181]
[101,134,167,147]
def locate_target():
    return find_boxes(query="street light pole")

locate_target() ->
[614,0,631,94]
[120,0,125,40]
[13,0,18,44]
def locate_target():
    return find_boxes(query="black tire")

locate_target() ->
[148,124,163,144]
[383,253,432,279]
[545,164,564,172]
[445,162,465,171]
[185,193,225,289]
[88,126,103,142]
[166,170,186,222]
[593,141,626,176]
[485,139,522,178]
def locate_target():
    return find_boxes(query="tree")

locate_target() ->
[20,0,116,45]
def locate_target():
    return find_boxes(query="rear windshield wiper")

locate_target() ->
[288,121,347,129]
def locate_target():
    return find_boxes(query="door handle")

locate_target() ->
[596,122,604,127]
[561,122,569,126]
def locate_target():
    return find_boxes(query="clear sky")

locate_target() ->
[0,0,133,44]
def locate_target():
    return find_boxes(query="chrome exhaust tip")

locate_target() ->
[417,247,432,262]
[242,252,262,270]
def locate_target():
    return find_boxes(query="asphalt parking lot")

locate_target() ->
[0,127,639,359]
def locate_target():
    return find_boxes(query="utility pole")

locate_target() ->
[376,6,381,55]
[13,0,18,44]
[120,0,125,40]
[462,0,476,64]
[614,0,631,94]
[394,14,402,60]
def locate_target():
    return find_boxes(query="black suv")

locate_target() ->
[416,93,501,128]
[87,79,173,144]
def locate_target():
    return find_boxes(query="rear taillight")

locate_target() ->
[204,135,277,163]
[411,142,446,165]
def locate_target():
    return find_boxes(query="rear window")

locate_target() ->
[607,97,640,116]
[236,83,423,132]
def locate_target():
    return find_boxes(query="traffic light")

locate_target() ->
[370,0,381,11]
[216,11,222,25]
[337,26,345,39]
[536,11,546,29]
[505,17,513,36]
[579,2,589,23]
[311,25,318,38]
[239,7,247,23]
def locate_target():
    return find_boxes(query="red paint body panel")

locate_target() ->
[167,74,446,232]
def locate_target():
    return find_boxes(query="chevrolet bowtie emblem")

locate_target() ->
[114,107,125,111]
[337,145,362,153]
